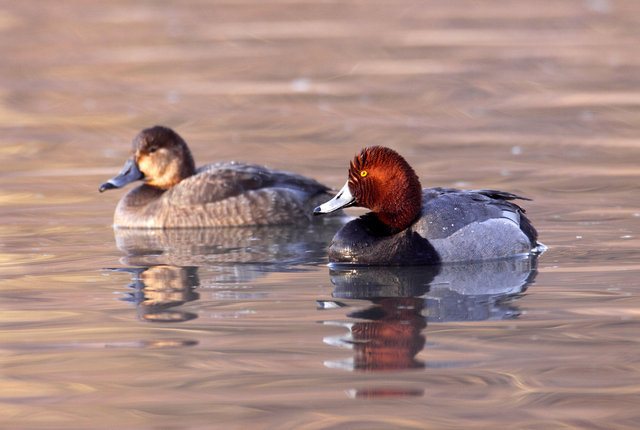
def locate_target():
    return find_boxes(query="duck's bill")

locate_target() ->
[314,181,356,215]
[99,158,144,192]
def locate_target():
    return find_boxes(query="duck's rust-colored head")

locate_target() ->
[314,146,422,231]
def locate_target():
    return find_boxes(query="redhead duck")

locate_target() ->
[99,126,333,228]
[314,146,539,265]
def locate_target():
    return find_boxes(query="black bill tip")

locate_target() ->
[99,181,117,193]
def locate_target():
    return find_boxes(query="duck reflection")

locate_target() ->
[321,256,537,375]
[333,296,427,372]
[109,222,339,321]
[114,223,337,269]
[117,265,200,322]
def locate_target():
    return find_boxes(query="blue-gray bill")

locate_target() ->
[314,181,356,215]
[99,158,144,192]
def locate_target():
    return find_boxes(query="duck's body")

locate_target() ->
[100,126,332,228]
[112,161,332,228]
[315,146,539,265]
[326,187,536,265]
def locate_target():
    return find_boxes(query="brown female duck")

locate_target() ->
[100,126,333,228]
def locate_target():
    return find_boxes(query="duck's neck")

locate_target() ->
[375,175,422,232]
[147,149,196,190]
[375,197,422,232]
[114,185,166,228]
[180,148,196,179]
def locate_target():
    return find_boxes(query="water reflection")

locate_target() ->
[115,266,200,323]
[321,257,538,381]
[114,222,338,269]
[324,295,427,372]
[109,222,339,320]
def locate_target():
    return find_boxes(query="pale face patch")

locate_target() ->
[137,147,182,189]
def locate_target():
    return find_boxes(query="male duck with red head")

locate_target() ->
[314,146,539,265]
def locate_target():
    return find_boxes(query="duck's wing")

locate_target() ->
[426,187,530,202]
[166,162,331,206]
[146,162,334,226]
[420,188,537,244]
[467,189,531,202]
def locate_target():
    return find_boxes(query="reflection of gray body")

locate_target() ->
[330,256,537,322]
[329,188,537,265]
[114,222,339,282]
[111,223,341,322]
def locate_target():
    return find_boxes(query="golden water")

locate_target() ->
[1,0,640,428]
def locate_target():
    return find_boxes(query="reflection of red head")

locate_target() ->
[350,297,426,371]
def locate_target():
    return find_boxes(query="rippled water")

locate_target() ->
[2,0,640,428]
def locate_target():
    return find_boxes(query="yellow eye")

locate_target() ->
[360,170,368,177]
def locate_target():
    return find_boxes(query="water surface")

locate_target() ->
[2,0,640,428]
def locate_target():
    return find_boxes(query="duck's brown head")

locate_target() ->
[99,126,196,192]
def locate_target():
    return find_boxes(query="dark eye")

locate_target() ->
[148,146,158,153]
